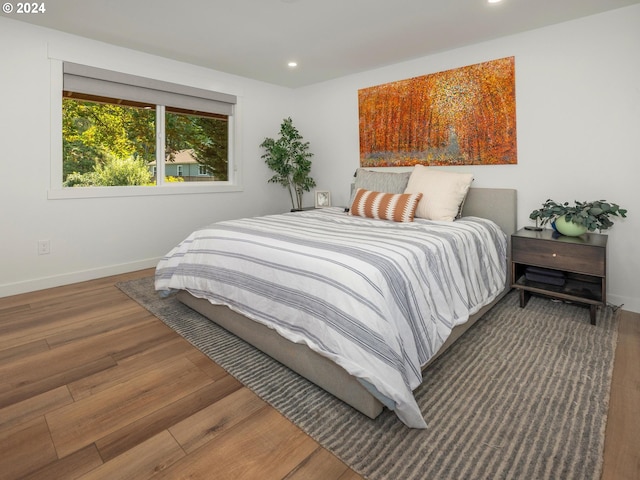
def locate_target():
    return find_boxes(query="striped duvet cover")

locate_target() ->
[155,207,507,428]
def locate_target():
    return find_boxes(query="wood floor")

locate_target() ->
[0,269,638,480]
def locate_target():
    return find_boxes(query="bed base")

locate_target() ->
[176,187,517,420]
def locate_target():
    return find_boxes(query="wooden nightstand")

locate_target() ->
[511,228,608,325]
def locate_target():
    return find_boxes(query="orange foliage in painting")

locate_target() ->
[358,57,517,166]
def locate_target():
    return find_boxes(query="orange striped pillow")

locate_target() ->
[349,188,423,223]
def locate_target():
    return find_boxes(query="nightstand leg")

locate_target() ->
[590,305,597,326]
[519,289,530,308]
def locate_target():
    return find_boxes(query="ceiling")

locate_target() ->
[7,0,639,88]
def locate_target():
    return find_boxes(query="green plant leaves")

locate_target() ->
[529,198,628,232]
[260,117,316,209]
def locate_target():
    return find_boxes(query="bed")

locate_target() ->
[156,178,517,428]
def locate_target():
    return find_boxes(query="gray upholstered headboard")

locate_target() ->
[461,187,517,236]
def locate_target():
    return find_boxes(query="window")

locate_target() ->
[60,62,236,189]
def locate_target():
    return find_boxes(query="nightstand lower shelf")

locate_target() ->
[514,274,603,304]
[513,274,603,324]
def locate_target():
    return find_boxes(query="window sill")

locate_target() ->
[47,182,242,200]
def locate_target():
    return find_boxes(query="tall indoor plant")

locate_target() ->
[260,117,316,210]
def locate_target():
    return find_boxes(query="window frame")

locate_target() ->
[48,60,243,199]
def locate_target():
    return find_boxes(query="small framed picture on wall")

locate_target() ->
[315,190,331,208]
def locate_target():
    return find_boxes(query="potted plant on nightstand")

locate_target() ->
[529,199,628,236]
[260,117,316,211]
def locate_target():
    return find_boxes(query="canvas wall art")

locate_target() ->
[358,56,516,167]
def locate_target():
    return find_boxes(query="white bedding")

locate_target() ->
[155,207,507,428]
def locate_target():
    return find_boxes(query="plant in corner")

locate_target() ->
[529,199,628,235]
[260,117,316,210]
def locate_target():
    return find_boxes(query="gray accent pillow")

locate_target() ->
[349,168,412,206]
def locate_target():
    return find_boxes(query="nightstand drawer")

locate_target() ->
[512,236,605,276]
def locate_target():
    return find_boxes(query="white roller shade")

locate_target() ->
[63,62,235,116]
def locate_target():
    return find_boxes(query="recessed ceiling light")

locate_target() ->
[288,61,298,68]
[488,0,503,3]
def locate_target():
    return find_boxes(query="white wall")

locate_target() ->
[2,6,639,313]
[0,17,294,296]
[293,5,640,313]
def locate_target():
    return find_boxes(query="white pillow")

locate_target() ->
[404,165,473,221]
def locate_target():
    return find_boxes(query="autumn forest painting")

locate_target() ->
[358,56,516,167]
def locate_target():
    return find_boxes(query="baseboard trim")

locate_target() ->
[0,258,160,298]
[607,294,640,315]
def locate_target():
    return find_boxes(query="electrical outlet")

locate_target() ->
[38,240,51,255]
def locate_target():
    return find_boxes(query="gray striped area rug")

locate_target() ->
[118,277,619,480]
